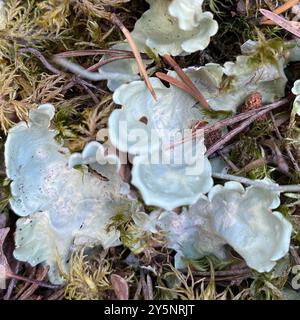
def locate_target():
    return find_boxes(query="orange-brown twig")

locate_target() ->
[261,20,300,28]
[156,72,205,103]
[111,14,157,100]
[260,9,300,38]
[163,54,211,110]
[261,0,299,23]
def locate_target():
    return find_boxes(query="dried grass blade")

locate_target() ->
[156,72,201,101]
[111,14,157,100]
[163,54,211,110]
[55,49,135,58]
[260,9,300,38]
[87,55,134,71]
[261,0,299,22]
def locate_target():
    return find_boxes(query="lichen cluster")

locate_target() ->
[1,0,300,300]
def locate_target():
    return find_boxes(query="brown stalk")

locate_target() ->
[261,0,299,23]
[156,72,200,100]
[204,97,290,135]
[290,245,300,265]
[261,20,300,28]
[18,48,103,102]
[74,77,100,104]
[218,151,240,171]
[236,159,267,175]
[140,269,151,300]
[55,49,136,57]
[163,54,211,110]
[4,262,22,300]
[6,271,60,289]
[111,14,157,100]
[87,55,134,71]
[270,112,300,172]
[18,48,62,75]
[55,49,149,60]
[18,267,49,300]
[260,9,300,38]
[167,97,290,152]
[206,98,290,156]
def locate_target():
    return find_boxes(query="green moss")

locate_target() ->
[247,30,285,69]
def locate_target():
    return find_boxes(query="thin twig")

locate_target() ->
[212,172,300,192]
[146,274,154,300]
[111,14,156,100]
[290,245,300,265]
[55,49,137,57]
[167,98,290,151]
[133,278,143,300]
[73,76,100,104]
[260,9,300,38]
[13,266,37,300]
[218,151,240,171]
[6,271,61,290]
[18,48,62,75]
[205,98,290,156]
[187,267,251,277]
[140,269,150,300]
[18,267,49,300]
[88,55,134,71]
[3,261,21,300]
[156,72,201,101]
[285,145,300,172]
[205,98,290,135]
[261,0,299,23]
[18,48,102,102]
[163,54,211,110]
[55,49,149,60]
[270,112,300,172]
[54,56,140,82]
[237,159,267,175]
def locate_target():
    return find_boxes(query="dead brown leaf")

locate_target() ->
[110,274,129,300]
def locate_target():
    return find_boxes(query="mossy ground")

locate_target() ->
[0,0,300,300]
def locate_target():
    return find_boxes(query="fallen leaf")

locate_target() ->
[110,274,129,300]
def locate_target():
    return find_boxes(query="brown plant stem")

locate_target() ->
[261,0,299,23]
[205,98,290,135]
[18,48,103,102]
[74,77,100,104]
[3,261,21,300]
[156,72,201,101]
[163,54,211,110]
[290,245,300,265]
[110,14,156,100]
[6,271,61,290]
[87,55,134,71]
[260,9,300,38]
[205,98,290,156]
[270,112,300,173]
[55,49,139,58]
[236,159,267,175]
[18,48,62,75]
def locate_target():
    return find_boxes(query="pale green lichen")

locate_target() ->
[131,0,218,56]
[5,104,136,284]
[139,180,292,273]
